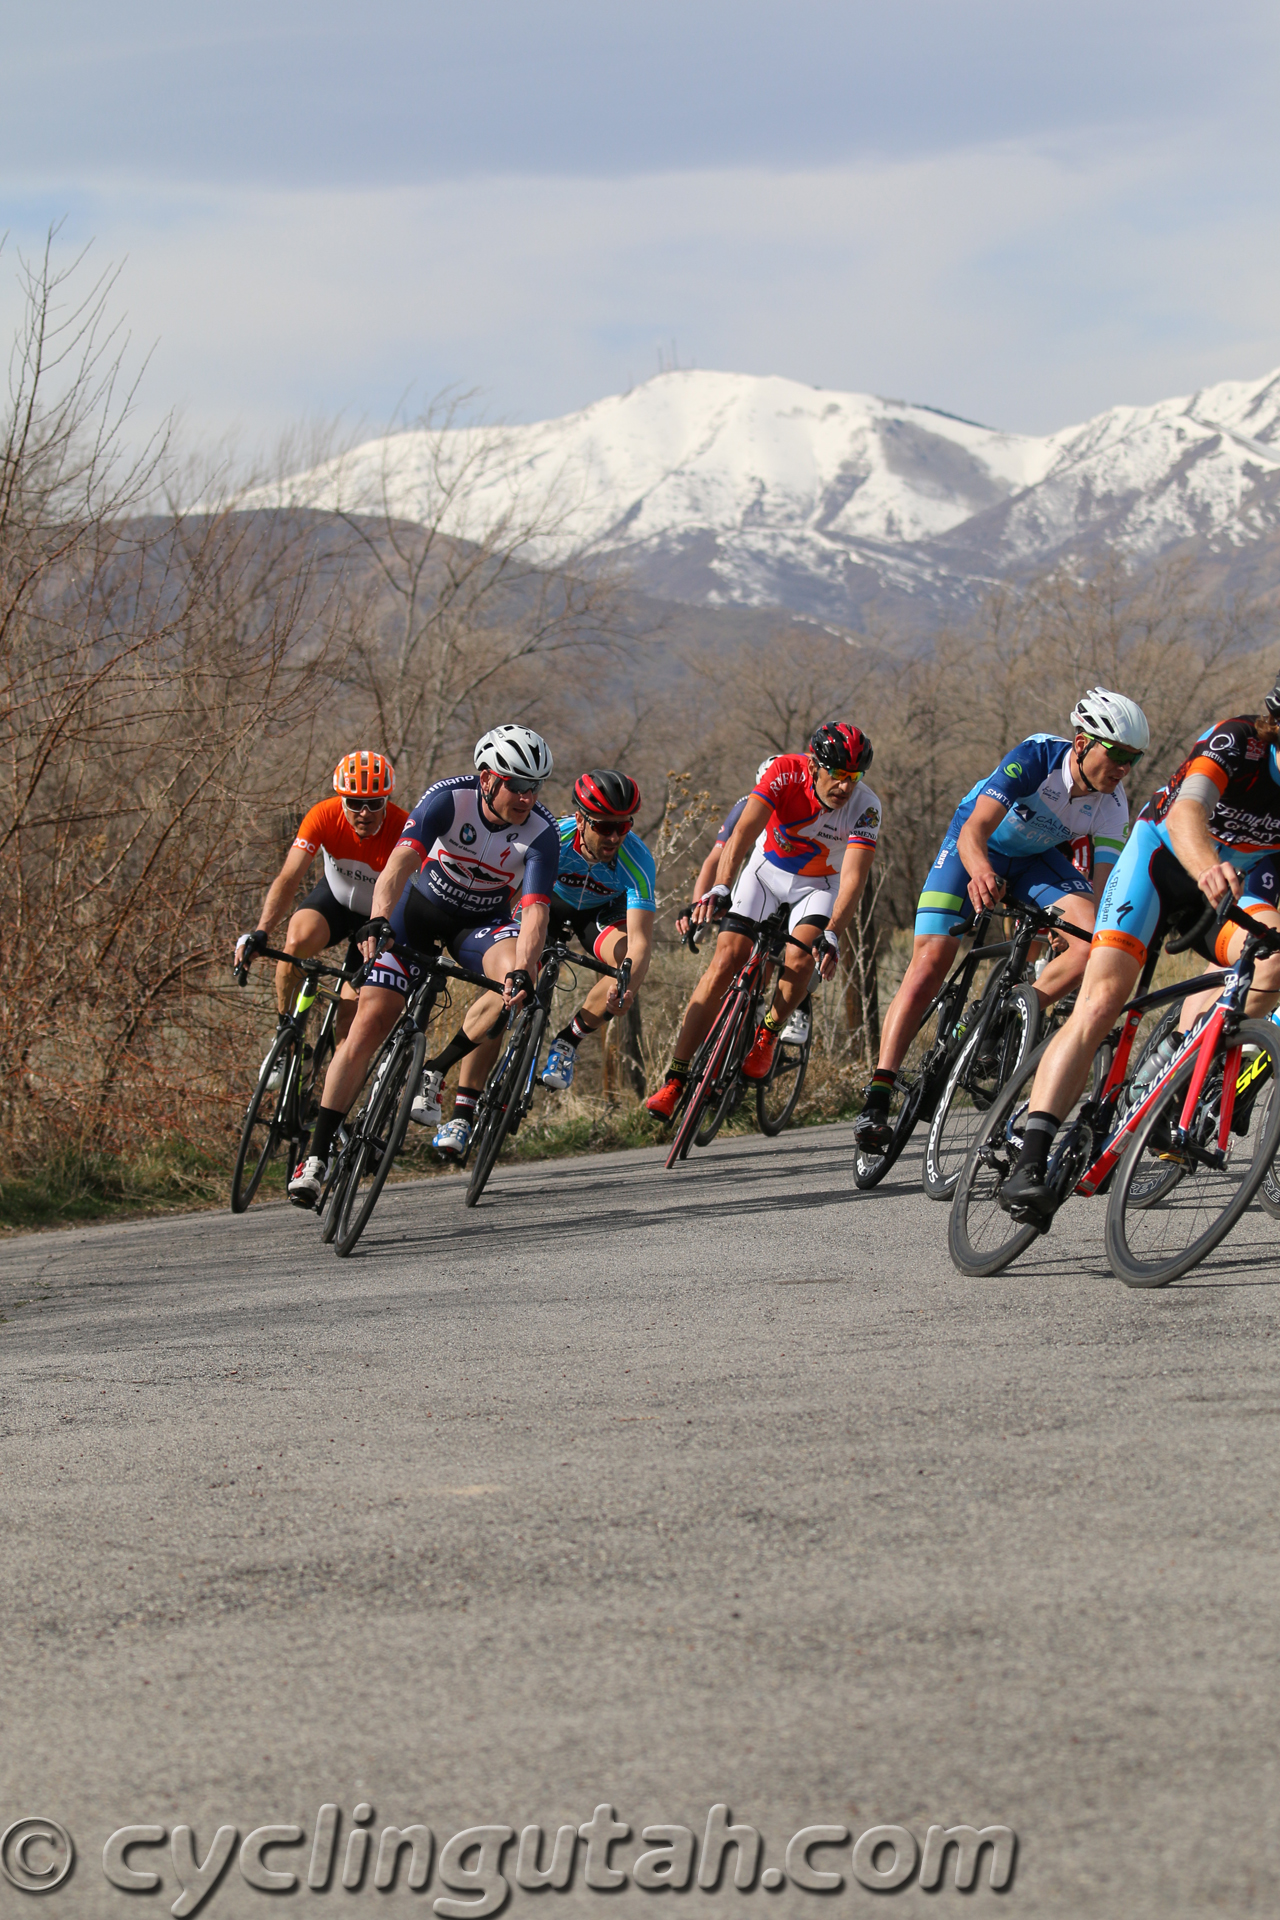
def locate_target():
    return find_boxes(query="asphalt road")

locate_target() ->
[2,1122,1279,1919]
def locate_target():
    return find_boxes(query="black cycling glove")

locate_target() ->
[504,967,535,1004]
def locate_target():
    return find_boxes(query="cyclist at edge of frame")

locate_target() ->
[235,751,410,1085]
[539,769,655,1093]
[997,685,1280,1224]
[286,725,559,1206]
[852,687,1148,1157]
[644,722,881,1122]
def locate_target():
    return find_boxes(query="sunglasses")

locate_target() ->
[1087,739,1143,767]
[586,816,633,835]
[495,774,542,795]
[343,796,387,812]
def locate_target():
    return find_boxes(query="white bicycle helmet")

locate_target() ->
[756,756,778,781]
[1069,687,1150,753]
[473,724,554,781]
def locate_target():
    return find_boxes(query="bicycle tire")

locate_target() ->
[332,1030,424,1256]
[757,1003,813,1136]
[230,1026,301,1212]
[666,990,749,1168]
[693,996,757,1147]
[1105,1017,1280,1288]
[465,1007,545,1207]
[852,1072,927,1189]
[1114,1008,1186,1211]
[923,984,1040,1202]
[947,1037,1053,1275]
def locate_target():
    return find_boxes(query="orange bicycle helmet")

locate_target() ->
[333,751,395,798]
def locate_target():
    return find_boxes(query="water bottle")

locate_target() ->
[1132,1030,1182,1099]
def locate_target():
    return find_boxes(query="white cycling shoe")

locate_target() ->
[540,1039,577,1090]
[432,1116,472,1159]
[287,1154,331,1209]
[778,1005,811,1044]
[410,1070,444,1127]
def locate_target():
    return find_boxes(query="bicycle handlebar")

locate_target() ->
[233,944,355,988]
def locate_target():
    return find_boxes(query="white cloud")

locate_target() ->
[2,129,1278,453]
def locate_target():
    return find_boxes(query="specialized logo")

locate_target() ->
[1004,761,1023,777]
[459,822,476,845]
[1115,898,1134,923]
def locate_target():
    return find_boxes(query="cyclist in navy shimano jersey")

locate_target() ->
[287,725,558,1203]
[854,688,1148,1155]
[539,770,656,1092]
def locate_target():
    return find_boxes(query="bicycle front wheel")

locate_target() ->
[693,997,757,1147]
[947,1037,1051,1275]
[1105,1018,1280,1288]
[757,1000,812,1136]
[923,984,1040,1202]
[332,1031,424,1257]
[230,1027,301,1212]
[465,1008,545,1207]
[666,991,749,1168]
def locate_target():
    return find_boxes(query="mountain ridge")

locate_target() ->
[257,366,1280,627]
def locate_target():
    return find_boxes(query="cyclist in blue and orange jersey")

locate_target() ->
[287,724,559,1205]
[645,724,880,1122]
[235,751,410,1082]
[853,688,1147,1157]
[999,690,1280,1223]
[674,758,780,944]
[539,770,656,1093]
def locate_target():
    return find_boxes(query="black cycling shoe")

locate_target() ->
[996,1162,1058,1222]
[854,1107,894,1155]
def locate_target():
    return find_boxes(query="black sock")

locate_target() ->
[453,1089,479,1121]
[865,1068,895,1110]
[309,1105,344,1164]
[427,1025,481,1073]
[1017,1111,1058,1176]
[668,1059,690,1082]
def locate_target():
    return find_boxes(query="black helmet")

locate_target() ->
[809,720,873,775]
[1265,682,1280,720]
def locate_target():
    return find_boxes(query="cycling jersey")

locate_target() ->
[714,795,751,845]
[949,735,1129,865]
[396,775,560,924]
[751,755,883,877]
[1146,717,1280,861]
[1094,717,1280,965]
[292,796,411,915]
[552,819,656,920]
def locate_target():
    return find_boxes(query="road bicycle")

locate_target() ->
[664,910,814,1169]
[855,899,1086,1193]
[949,898,1280,1286]
[462,941,632,1207]
[315,941,493,1256]
[230,941,360,1212]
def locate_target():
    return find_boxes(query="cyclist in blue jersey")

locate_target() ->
[287,724,558,1203]
[854,688,1149,1155]
[540,770,655,1091]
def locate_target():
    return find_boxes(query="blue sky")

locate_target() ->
[4,0,1279,448]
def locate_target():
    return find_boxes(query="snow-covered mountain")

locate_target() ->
[260,367,1280,624]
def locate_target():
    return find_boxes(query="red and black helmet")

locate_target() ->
[809,721,873,776]
[574,769,641,821]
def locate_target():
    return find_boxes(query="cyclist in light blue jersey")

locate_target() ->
[855,688,1149,1154]
[540,770,656,1092]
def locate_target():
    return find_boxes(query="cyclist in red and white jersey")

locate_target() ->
[646,724,880,1120]
[674,759,779,943]
[235,751,409,1079]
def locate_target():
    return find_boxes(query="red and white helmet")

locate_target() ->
[809,720,873,776]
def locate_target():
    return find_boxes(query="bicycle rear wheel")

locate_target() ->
[666,991,749,1168]
[465,1007,545,1207]
[332,1031,424,1256]
[757,1001,812,1136]
[923,984,1040,1202]
[1105,1018,1280,1287]
[230,1027,301,1212]
[947,1039,1051,1275]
